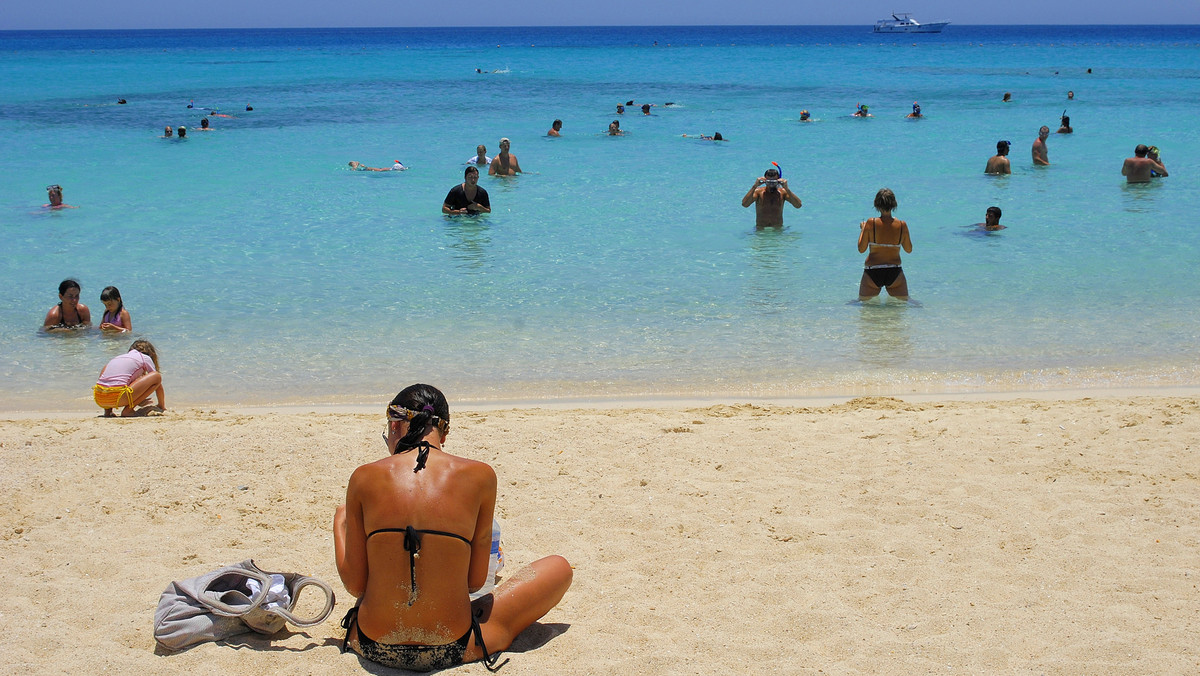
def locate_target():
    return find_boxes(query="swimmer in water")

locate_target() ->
[1056,113,1072,134]
[616,104,625,115]
[906,102,922,118]
[985,140,1012,175]
[799,110,811,122]
[488,138,521,176]
[162,126,173,138]
[43,278,91,330]
[348,161,405,172]
[608,120,623,136]
[548,119,562,137]
[741,165,802,228]
[199,117,212,131]
[980,206,1006,231]
[854,104,872,118]
[857,188,913,302]
[641,103,651,115]
[466,145,491,166]
[44,184,77,209]
[1002,92,1012,102]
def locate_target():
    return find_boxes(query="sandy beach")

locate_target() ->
[1,394,1197,674]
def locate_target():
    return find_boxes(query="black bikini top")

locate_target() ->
[367,526,471,605]
[56,302,83,327]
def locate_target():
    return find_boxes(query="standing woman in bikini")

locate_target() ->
[857,188,913,301]
[334,384,572,671]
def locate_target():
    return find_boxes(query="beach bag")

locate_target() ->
[153,559,336,652]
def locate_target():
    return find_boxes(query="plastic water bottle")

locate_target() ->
[488,518,505,580]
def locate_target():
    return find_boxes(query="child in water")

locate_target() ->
[98,286,132,333]
[93,339,165,417]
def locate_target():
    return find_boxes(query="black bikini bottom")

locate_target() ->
[342,605,502,672]
[865,266,902,287]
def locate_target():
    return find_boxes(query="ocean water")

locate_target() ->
[2,25,1199,408]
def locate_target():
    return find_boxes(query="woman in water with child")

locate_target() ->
[334,384,571,671]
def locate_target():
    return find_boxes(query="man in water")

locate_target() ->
[489,137,522,176]
[442,165,491,215]
[1121,144,1168,183]
[467,145,491,166]
[799,110,811,122]
[1056,114,1072,134]
[1032,126,1050,165]
[45,184,76,209]
[641,103,651,115]
[162,126,173,138]
[608,120,623,135]
[985,140,1011,175]
[741,166,802,228]
[906,102,922,118]
[982,206,1006,231]
[548,119,562,137]
[854,104,872,117]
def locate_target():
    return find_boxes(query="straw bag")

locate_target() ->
[153,559,335,652]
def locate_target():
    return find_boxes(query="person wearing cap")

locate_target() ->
[177,126,187,138]
[1122,144,1167,183]
[906,102,922,118]
[741,166,802,228]
[986,140,1012,175]
[799,110,811,122]
[488,137,521,176]
[1032,126,1050,166]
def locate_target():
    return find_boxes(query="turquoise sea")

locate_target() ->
[2,25,1199,408]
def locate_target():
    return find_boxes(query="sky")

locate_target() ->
[3,0,1199,30]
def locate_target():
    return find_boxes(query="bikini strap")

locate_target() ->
[403,525,421,605]
[339,603,360,653]
[471,614,507,671]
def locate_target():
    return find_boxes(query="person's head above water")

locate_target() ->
[912,102,921,113]
[200,117,209,129]
[985,206,1002,224]
[59,278,81,299]
[996,140,1011,155]
[387,384,450,452]
[46,184,63,206]
[164,126,173,137]
[800,110,810,120]
[1038,125,1050,138]
[1134,144,1149,157]
[464,165,480,179]
[874,188,898,213]
[552,119,562,130]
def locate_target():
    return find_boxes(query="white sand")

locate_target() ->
[1,395,1197,674]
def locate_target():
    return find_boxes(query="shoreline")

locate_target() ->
[6,383,1200,419]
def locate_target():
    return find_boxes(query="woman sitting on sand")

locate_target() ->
[334,384,571,671]
[857,188,913,301]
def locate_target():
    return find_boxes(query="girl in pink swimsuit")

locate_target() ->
[93,339,166,417]
[98,286,132,333]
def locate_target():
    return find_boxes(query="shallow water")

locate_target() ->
[2,26,1199,408]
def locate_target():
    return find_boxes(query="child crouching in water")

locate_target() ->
[93,339,166,417]
[98,286,132,333]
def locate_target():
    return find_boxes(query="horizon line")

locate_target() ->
[3,23,1200,32]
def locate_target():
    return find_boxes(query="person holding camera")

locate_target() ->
[741,165,802,228]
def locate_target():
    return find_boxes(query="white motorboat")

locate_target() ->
[873,13,949,34]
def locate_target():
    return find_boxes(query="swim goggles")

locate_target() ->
[387,404,450,436]
[46,184,61,191]
[999,140,1011,146]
